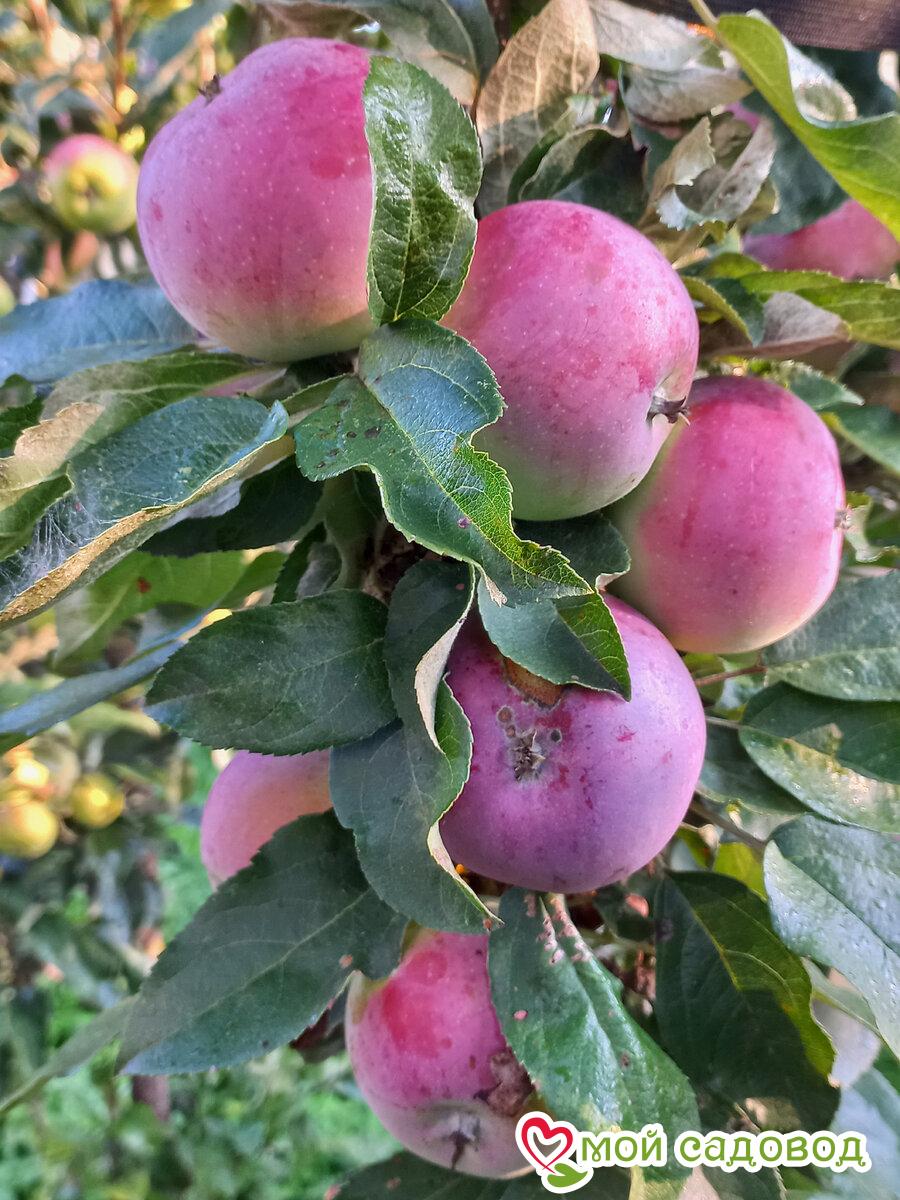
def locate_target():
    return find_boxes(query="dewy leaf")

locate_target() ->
[0,279,195,382]
[762,574,900,702]
[764,815,899,1056]
[476,0,599,214]
[714,13,900,236]
[739,683,900,834]
[654,873,837,1132]
[118,813,407,1073]
[148,590,395,754]
[364,57,481,324]
[490,890,697,1191]
[0,396,290,627]
[53,550,249,668]
[294,320,588,606]
[330,559,491,932]
[0,643,176,755]
[0,998,134,1116]
[477,580,628,696]
[697,723,805,821]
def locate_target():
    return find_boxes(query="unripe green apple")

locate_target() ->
[44,134,139,235]
[0,278,14,318]
[68,773,125,829]
[0,790,60,859]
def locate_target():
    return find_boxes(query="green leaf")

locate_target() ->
[148,590,395,753]
[762,574,900,702]
[0,999,133,1117]
[764,815,899,1057]
[294,320,588,606]
[823,404,900,474]
[0,396,289,627]
[0,279,195,382]
[364,57,481,325]
[330,559,490,931]
[490,889,697,1190]
[517,126,648,227]
[702,1165,786,1199]
[145,458,320,556]
[740,272,900,351]
[0,350,259,563]
[748,362,864,411]
[697,723,804,820]
[42,349,259,423]
[477,581,628,696]
[739,684,900,833]
[823,1067,898,1200]
[0,377,41,453]
[0,643,175,755]
[53,550,249,668]
[714,14,900,235]
[682,275,766,345]
[118,813,406,1073]
[517,512,630,589]
[654,873,837,1131]
[476,0,600,214]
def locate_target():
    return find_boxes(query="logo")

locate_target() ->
[515,1114,593,1192]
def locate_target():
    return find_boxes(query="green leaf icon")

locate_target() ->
[544,1160,591,1190]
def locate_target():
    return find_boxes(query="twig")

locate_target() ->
[693,663,767,688]
[110,0,127,119]
[690,801,767,854]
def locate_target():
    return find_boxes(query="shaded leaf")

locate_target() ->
[0,397,289,626]
[330,559,490,931]
[119,813,406,1073]
[476,0,599,214]
[0,1000,133,1117]
[697,723,804,820]
[148,590,394,753]
[655,873,837,1131]
[0,643,176,755]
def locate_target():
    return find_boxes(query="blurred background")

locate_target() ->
[0,5,403,1197]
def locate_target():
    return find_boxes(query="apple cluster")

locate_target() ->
[138,39,860,1178]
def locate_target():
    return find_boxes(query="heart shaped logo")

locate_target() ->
[516,1113,577,1172]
